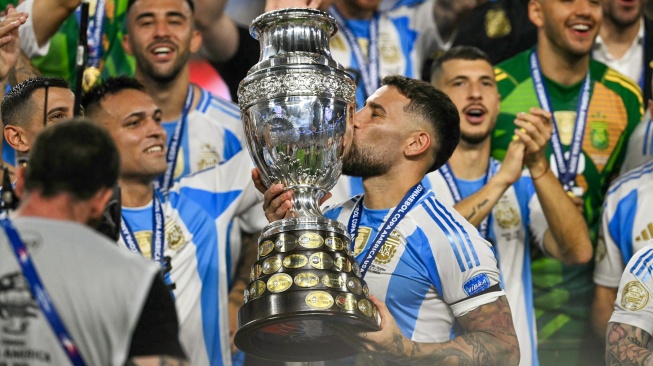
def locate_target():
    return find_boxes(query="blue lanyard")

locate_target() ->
[529,50,590,191]
[120,193,165,265]
[329,6,380,100]
[439,160,496,239]
[155,86,194,194]
[75,0,106,68]
[347,183,426,277]
[2,219,86,366]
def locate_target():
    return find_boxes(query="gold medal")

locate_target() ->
[334,256,351,272]
[309,252,334,269]
[249,280,266,299]
[305,291,334,310]
[283,254,308,269]
[275,234,298,252]
[322,273,346,289]
[347,278,363,295]
[82,66,102,92]
[298,232,324,249]
[267,273,293,293]
[259,240,274,257]
[325,236,344,251]
[335,293,357,311]
[358,298,373,317]
[262,257,282,275]
[294,272,320,288]
[485,8,511,39]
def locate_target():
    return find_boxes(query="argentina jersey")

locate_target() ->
[609,244,653,335]
[595,160,653,288]
[328,0,445,108]
[426,161,547,366]
[162,87,243,181]
[323,189,503,342]
[620,110,653,175]
[120,193,226,366]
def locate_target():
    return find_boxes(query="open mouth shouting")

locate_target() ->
[463,105,487,124]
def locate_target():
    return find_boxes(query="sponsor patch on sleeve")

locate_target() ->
[463,273,491,296]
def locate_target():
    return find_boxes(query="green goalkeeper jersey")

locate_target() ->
[492,48,642,362]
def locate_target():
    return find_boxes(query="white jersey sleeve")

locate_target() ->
[16,0,50,58]
[609,243,653,335]
[619,110,653,175]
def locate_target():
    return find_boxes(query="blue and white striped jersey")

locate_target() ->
[120,192,225,366]
[427,160,547,366]
[609,243,653,334]
[620,110,653,175]
[328,0,450,108]
[595,160,653,288]
[323,189,504,342]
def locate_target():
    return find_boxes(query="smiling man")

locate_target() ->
[490,0,643,364]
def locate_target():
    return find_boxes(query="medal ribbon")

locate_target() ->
[439,160,496,239]
[120,193,165,265]
[76,0,106,68]
[347,183,426,278]
[529,50,590,191]
[2,219,87,366]
[155,85,194,194]
[329,6,380,100]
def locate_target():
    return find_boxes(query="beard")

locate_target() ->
[460,129,491,145]
[134,46,189,84]
[342,142,390,178]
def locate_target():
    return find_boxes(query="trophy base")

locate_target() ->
[234,218,380,362]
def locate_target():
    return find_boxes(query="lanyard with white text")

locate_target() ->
[75,0,106,68]
[156,85,194,194]
[2,219,87,366]
[440,160,496,239]
[529,50,590,191]
[329,6,380,100]
[347,183,426,278]
[120,193,165,265]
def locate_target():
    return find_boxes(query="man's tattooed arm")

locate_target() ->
[364,295,519,366]
[606,322,653,366]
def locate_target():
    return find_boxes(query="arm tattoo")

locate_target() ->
[394,332,405,355]
[476,199,489,210]
[606,323,653,366]
[465,208,477,220]
[397,296,518,365]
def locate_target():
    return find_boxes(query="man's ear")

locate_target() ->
[405,131,431,158]
[89,187,114,221]
[190,29,202,53]
[5,125,31,153]
[528,0,544,28]
[122,34,134,56]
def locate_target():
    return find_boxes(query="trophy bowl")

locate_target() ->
[234,8,380,362]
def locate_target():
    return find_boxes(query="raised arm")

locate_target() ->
[515,108,592,265]
[453,139,524,227]
[29,0,79,48]
[193,0,239,63]
[606,322,652,366]
[361,295,519,365]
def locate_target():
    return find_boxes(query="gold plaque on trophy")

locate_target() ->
[259,240,275,257]
[305,291,334,310]
[309,252,334,269]
[262,257,282,275]
[294,272,320,288]
[268,273,293,293]
[299,233,324,249]
[275,234,298,252]
[283,254,309,269]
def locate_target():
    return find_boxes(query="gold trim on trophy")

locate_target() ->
[322,273,346,289]
[358,299,373,317]
[294,272,320,288]
[267,273,293,293]
[335,293,357,311]
[283,254,309,269]
[259,240,275,257]
[309,252,334,269]
[334,256,351,272]
[299,233,324,249]
[325,236,344,251]
[275,234,298,252]
[305,291,334,310]
[262,257,282,275]
[250,280,266,299]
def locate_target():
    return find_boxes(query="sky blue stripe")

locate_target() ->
[433,199,480,267]
[608,160,653,195]
[632,248,653,278]
[422,198,467,272]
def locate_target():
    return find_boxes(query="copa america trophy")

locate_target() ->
[234,8,380,361]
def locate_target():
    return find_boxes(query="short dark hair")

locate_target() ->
[24,118,120,200]
[127,0,195,14]
[82,76,145,118]
[430,46,493,82]
[382,75,460,172]
[1,76,70,127]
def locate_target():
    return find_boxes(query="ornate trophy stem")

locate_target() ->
[235,8,379,362]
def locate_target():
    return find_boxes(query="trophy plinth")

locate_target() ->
[234,8,379,361]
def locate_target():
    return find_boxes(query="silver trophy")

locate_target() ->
[235,8,380,362]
